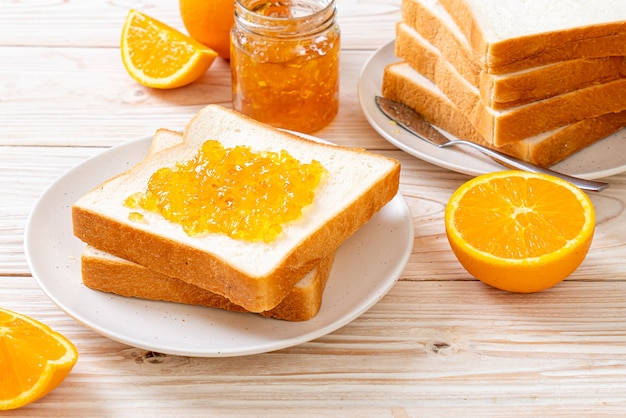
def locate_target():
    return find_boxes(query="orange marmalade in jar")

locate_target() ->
[231,0,340,133]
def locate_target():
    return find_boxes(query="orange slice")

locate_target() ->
[121,10,218,89]
[444,170,596,293]
[0,308,78,410]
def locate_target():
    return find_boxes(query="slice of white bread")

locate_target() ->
[72,105,400,313]
[395,22,626,146]
[438,0,626,73]
[81,246,335,321]
[401,0,479,86]
[80,128,335,321]
[399,2,626,109]
[382,62,626,167]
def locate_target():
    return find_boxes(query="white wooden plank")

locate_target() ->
[3,277,626,416]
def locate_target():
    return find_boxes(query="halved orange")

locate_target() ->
[0,308,78,410]
[121,10,218,89]
[444,170,595,293]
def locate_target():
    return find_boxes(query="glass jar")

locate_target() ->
[230,0,340,133]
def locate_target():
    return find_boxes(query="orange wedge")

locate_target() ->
[444,170,595,293]
[121,10,218,89]
[0,308,78,410]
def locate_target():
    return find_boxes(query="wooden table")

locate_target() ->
[3,1,626,416]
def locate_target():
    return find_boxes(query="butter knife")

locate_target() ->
[375,96,609,192]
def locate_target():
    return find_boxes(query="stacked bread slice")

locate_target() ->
[382,0,626,166]
[80,129,337,321]
[72,105,400,321]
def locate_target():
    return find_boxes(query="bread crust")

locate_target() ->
[81,247,336,321]
[382,62,626,167]
[72,105,400,313]
[439,0,626,73]
[398,6,626,109]
[480,57,626,110]
[77,127,336,320]
[73,167,398,312]
[401,0,480,85]
[394,23,626,146]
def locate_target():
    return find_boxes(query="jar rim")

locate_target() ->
[235,0,334,20]
[234,0,336,36]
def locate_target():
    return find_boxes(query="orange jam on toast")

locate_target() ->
[125,140,326,242]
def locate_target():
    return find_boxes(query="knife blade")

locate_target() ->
[375,96,451,146]
[374,96,609,192]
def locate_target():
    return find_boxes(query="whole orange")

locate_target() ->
[179,0,235,59]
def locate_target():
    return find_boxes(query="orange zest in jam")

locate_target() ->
[231,41,339,133]
[125,140,326,242]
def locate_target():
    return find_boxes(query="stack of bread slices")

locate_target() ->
[72,105,400,321]
[382,0,626,167]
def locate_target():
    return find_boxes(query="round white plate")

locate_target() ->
[358,41,626,180]
[24,135,413,357]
